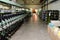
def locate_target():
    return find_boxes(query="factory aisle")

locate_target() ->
[10,13,51,40]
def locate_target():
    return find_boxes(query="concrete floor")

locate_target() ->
[10,13,51,40]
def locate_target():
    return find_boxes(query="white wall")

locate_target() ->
[48,0,60,10]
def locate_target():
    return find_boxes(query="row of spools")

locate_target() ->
[0,10,31,40]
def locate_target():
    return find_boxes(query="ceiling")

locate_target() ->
[16,0,42,9]
[16,0,40,5]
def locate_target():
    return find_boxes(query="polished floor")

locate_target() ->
[10,13,51,40]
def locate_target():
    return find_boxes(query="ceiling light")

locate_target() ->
[32,0,33,1]
[32,0,34,3]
